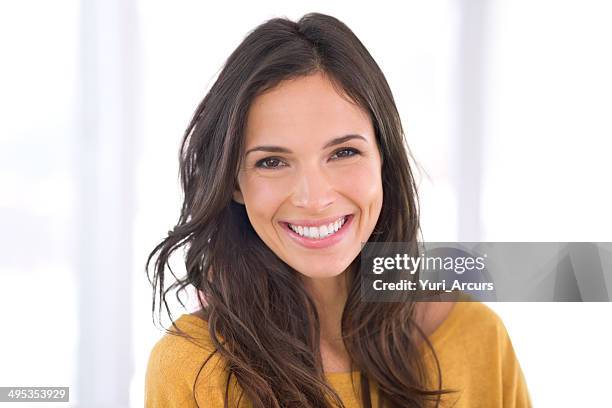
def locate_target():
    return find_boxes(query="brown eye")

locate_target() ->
[255,157,286,169]
[331,147,360,160]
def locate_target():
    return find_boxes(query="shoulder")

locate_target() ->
[426,299,532,407]
[426,296,510,346]
[416,293,506,346]
[144,314,229,407]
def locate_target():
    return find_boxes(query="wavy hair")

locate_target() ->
[147,12,454,408]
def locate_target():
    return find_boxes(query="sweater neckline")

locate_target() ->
[178,297,464,381]
[323,299,463,380]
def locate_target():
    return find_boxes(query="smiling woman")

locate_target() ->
[144,12,531,408]
[233,72,383,277]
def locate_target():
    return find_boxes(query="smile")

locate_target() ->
[288,215,347,239]
[280,214,354,249]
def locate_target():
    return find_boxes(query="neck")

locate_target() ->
[302,268,350,343]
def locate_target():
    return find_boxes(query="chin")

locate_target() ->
[294,262,350,280]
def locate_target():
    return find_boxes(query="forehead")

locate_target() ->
[245,73,373,144]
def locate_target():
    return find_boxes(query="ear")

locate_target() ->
[232,183,245,205]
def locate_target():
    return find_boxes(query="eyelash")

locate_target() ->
[254,147,361,170]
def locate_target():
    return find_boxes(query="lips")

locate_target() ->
[287,215,347,239]
[279,214,354,249]
[280,214,351,227]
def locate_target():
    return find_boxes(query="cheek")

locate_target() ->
[332,162,383,210]
[240,175,290,225]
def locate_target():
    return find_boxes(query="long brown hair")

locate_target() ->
[147,12,453,408]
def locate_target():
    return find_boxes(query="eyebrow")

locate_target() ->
[245,134,367,156]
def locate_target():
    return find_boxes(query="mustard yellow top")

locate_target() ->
[145,301,531,407]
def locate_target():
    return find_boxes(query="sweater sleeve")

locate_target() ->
[423,300,533,408]
[144,314,230,408]
[144,332,201,408]
[498,320,532,408]
[144,315,246,408]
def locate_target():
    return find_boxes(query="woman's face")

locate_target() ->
[234,72,383,279]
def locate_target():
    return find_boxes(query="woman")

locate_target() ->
[145,13,531,408]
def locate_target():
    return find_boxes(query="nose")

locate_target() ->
[290,165,335,212]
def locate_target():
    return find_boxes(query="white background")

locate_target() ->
[1,1,611,407]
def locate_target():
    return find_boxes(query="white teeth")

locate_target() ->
[288,216,348,239]
[309,226,319,238]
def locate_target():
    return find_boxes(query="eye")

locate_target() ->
[255,157,286,169]
[331,147,361,160]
